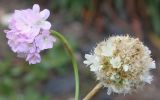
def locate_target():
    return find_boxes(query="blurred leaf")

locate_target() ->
[23,88,50,100]
[0,77,13,95]
[149,33,160,49]
[11,67,22,77]
[148,0,160,35]
[23,73,35,84]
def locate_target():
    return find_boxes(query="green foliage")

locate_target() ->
[147,0,160,35]
[51,0,93,16]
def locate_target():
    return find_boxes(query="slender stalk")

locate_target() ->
[83,83,103,100]
[51,30,79,100]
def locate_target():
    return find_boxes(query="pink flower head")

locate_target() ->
[4,4,56,64]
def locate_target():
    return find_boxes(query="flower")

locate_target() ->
[4,4,56,64]
[35,30,56,51]
[26,53,41,64]
[110,56,121,68]
[101,42,115,57]
[83,54,102,72]
[123,64,130,72]
[84,35,156,94]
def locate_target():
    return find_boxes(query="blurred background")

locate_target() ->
[0,0,160,100]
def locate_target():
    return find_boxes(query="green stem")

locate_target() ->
[51,30,79,100]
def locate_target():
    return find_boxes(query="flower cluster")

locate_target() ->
[4,4,56,64]
[84,36,156,94]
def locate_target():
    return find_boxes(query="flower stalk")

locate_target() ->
[83,83,103,100]
[51,30,79,100]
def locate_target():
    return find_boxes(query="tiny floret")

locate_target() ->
[84,35,156,94]
[123,65,129,72]
[4,4,56,64]
[110,56,121,68]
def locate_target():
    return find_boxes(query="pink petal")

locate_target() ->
[27,26,40,39]
[40,9,50,20]
[41,21,51,30]
[26,53,41,64]
[32,4,40,12]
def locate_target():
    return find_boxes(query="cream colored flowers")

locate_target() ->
[84,35,156,95]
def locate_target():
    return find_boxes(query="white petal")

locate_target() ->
[149,61,156,69]
[101,43,115,57]
[85,54,92,59]
[40,9,50,20]
[107,87,112,95]
[90,65,97,71]
[41,21,51,30]
[110,73,116,80]
[83,60,89,65]
[110,57,121,68]
[83,54,94,65]
[140,74,153,84]
[123,65,129,72]
[144,46,151,54]
[90,64,101,72]
[146,75,153,84]
[33,4,40,12]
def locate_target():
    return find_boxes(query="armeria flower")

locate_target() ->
[4,4,56,64]
[84,35,156,95]
[35,30,56,51]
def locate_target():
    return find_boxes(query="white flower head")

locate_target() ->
[84,35,156,95]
